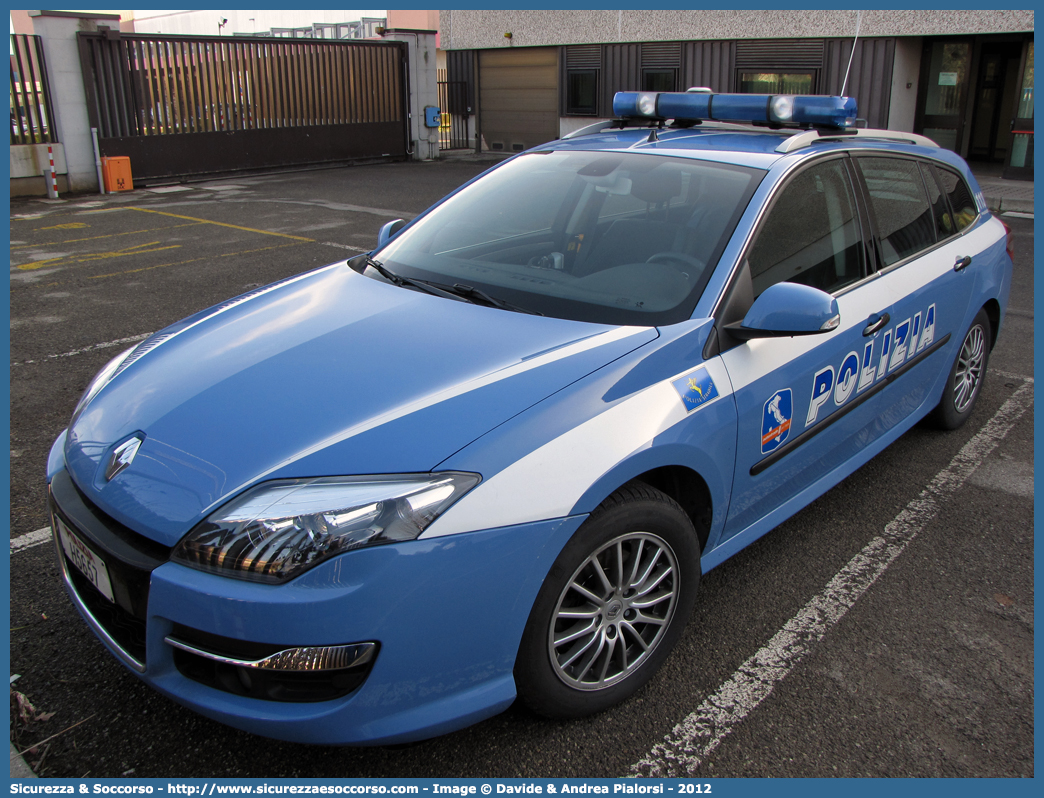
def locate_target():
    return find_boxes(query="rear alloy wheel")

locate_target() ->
[515,482,700,718]
[931,308,991,430]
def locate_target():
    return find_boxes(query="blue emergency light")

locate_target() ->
[613,91,858,129]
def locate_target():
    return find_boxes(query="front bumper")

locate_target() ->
[49,465,584,745]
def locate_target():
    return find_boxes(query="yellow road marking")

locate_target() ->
[128,207,315,242]
[15,241,182,271]
[39,222,88,230]
[10,222,204,250]
[88,241,307,280]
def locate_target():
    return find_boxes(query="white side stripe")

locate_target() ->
[631,378,1033,777]
[425,359,733,538]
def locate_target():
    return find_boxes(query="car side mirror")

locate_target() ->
[726,282,840,340]
[377,218,407,249]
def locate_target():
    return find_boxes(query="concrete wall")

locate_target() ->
[23,11,121,195]
[441,10,1034,50]
[10,143,70,197]
[383,30,441,161]
[388,10,440,46]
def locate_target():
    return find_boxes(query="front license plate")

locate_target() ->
[55,517,115,604]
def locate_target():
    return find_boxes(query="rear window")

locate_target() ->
[933,165,979,233]
[373,150,763,326]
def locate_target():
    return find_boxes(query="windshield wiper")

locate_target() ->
[364,257,542,315]
[363,256,461,302]
[439,283,545,316]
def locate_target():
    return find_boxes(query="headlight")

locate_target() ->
[171,472,481,584]
[71,346,137,421]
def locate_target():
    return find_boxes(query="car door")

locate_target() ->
[715,154,904,544]
[851,156,982,417]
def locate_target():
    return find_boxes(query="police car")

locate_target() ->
[48,90,1013,745]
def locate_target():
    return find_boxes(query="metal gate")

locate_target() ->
[437,69,470,150]
[10,34,57,145]
[77,31,409,182]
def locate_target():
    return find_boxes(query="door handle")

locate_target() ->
[954,255,972,272]
[863,312,890,337]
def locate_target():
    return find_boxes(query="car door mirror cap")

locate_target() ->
[377,219,407,249]
[728,282,841,340]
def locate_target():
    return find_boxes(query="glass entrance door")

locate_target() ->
[968,43,1023,164]
[1004,40,1034,180]
[917,41,972,152]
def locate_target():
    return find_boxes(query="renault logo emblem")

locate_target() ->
[105,437,143,481]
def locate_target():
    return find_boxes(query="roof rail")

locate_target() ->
[776,128,939,154]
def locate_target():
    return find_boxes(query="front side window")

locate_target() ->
[567,70,598,115]
[858,157,937,267]
[372,150,764,326]
[747,159,864,298]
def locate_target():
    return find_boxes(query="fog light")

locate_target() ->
[165,636,376,672]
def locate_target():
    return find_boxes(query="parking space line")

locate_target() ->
[10,222,204,250]
[14,241,183,271]
[631,378,1034,777]
[12,332,152,367]
[128,207,315,242]
[88,240,307,280]
[11,528,51,552]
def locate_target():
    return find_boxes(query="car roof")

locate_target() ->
[531,123,969,175]
[532,127,790,169]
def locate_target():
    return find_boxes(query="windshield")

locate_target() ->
[373,150,764,325]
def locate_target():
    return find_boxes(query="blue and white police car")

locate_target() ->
[48,90,1013,745]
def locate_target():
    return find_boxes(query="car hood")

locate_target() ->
[64,263,657,546]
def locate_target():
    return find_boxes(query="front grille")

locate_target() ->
[64,560,148,664]
[49,469,171,669]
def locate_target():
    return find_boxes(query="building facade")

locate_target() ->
[440,10,1034,179]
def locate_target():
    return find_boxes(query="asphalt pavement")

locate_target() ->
[8,152,1035,779]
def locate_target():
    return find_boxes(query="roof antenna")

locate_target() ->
[840,9,863,97]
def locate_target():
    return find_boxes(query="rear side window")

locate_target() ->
[858,157,936,267]
[748,158,864,298]
[934,166,979,233]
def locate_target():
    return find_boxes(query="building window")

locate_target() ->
[567,69,599,115]
[739,71,815,94]
[642,68,677,93]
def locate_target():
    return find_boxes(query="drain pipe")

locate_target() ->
[91,127,106,194]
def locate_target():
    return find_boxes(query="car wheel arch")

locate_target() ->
[569,451,717,553]
[982,298,1001,350]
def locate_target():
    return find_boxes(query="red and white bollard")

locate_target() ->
[46,145,59,199]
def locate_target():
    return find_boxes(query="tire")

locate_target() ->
[514,481,700,719]
[930,308,991,430]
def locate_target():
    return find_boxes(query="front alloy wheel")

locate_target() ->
[515,482,700,719]
[550,532,679,691]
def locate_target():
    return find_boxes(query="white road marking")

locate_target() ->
[322,241,370,252]
[11,528,52,552]
[994,370,1034,383]
[12,332,153,366]
[1002,211,1034,219]
[631,378,1034,777]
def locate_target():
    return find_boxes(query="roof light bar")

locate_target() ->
[612,91,859,129]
